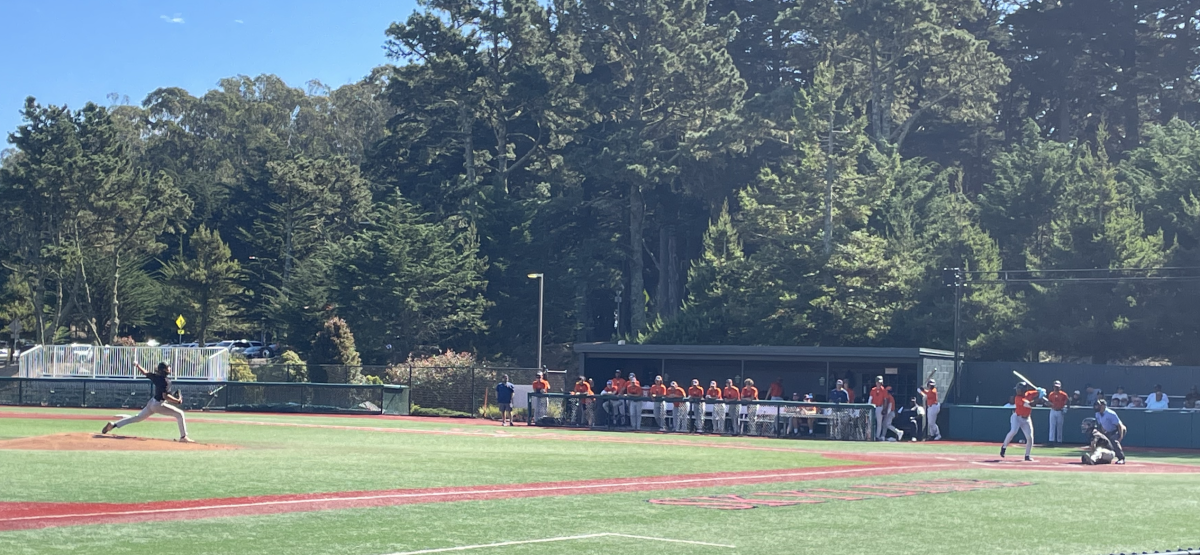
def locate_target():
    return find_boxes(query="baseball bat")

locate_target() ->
[1011,370,1038,391]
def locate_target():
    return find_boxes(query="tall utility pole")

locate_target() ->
[527,273,544,370]
[824,100,835,256]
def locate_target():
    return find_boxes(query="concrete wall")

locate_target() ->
[960,362,1200,406]
[945,404,1200,449]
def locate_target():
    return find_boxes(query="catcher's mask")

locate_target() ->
[1080,417,1098,434]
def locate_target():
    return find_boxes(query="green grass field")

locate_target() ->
[1,407,1199,555]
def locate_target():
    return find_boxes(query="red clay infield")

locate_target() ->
[0,433,236,451]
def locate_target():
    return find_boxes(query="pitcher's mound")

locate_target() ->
[0,433,236,451]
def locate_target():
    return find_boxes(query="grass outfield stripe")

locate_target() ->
[0,463,955,530]
[383,533,736,554]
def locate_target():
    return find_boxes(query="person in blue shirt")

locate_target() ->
[1093,399,1127,464]
[496,374,516,426]
[829,379,849,404]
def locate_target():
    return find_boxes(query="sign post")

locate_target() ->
[175,315,186,345]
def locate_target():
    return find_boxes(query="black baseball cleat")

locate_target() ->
[1000,447,1006,458]
[101,422,115,435]
[1024,456,1034,462]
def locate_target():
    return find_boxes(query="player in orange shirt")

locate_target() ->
[686,379,706,433]
[722,379,741,435]
[624,373,643,430]
[1001,381,1043,461]
[531,371,551,424]
[666,381,687,432]
[740,379,759,435]
[571,376,593,426]
[767,378,784,400]
[706,381,725,433]
[919,378,941,440]
[648,375,668,431]
[868,376,889,441]
[1046,380,1069,444]
[882,386,903,441]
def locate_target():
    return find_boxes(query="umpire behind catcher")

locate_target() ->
[101,362,194,443]
[1092,399,1126,464]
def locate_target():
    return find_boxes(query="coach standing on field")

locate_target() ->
[1094,399,1127,464]
[495,374,516,426]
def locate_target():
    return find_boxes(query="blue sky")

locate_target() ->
[1,0,419,138]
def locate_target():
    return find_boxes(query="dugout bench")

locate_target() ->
[528,393,875,441]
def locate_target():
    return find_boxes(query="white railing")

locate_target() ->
[18,345,229,381]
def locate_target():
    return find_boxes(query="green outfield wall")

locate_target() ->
[944,404,1200,449]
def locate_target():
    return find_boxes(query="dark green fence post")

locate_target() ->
[469,366,476,417]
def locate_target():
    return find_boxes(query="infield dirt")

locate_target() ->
[0,432,236,451]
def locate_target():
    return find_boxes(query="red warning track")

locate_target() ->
[0,462,943,531]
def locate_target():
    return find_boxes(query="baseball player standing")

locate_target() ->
[882,386,903,441]
[722,379,741,435]
[101,362,193,442]
[649,376,668,431]
[706,381,724,434]
[1001,382,1041,461]
[1046,380,1069,444]
[687,379,706,433]
[530,371,550,424]
[919,379,941,440]
[624,373,643,430]
[869,376,888,440]
[666,381,687,432]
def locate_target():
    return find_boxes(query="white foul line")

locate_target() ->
[0,463,957,524]
[381,533,735,554]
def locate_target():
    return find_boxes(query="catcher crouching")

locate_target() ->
[1080,417,1116,465]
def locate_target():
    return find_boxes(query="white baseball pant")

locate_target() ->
[629,399,642,430]
[654,401,667,431]
[713,403,726,433]
[1048,409,1065,443]
[926,403,941,438]
[873,405,886,440]
[1002,413,1034,458]
[693,401,705,432]
[113,398,188,438]
[673,404,688,432]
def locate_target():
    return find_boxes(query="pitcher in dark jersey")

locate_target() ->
[101,362,193,442]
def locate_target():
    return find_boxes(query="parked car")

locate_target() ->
[242,343,278,359]
[230,340,262,355]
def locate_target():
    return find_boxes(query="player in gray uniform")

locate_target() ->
[101,362,193,442]
[1079,418,1116,465]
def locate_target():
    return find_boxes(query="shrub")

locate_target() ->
[280,350,308,382]
[229,355,256,382]
[409,404,473,418]
[478,404,527,421]
[312,317,362,383]
[363,375,385,385]
[386,349,488,413]
[113,336,137,347]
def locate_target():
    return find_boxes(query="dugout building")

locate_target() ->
[573,343,956,404]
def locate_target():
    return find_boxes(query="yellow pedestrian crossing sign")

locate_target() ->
[175,315,186,329]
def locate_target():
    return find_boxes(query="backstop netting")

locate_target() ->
[527,394,874,441]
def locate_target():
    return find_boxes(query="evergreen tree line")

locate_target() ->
[2,0,1200,369]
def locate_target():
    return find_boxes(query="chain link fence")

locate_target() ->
[0,377,408,415]
[527,394,874,440]
[241,363,567,417]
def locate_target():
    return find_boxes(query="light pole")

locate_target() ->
[527,273,544,371]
